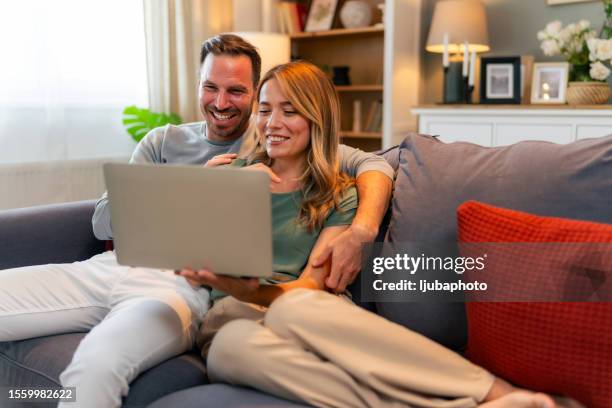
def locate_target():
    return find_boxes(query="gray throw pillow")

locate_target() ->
[375,133,612,351]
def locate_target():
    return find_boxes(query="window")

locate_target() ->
[0,0,148,163]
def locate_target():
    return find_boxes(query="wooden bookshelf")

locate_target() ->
[335,85,383,92]
[289,26,384,40]
[289,0,385,151]
[340,131,383,139]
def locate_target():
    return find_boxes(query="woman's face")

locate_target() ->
[256,78,310,161]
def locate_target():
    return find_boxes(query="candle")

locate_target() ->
[462,41,469,77]
[442,33,449,68]
[468,51,476,86]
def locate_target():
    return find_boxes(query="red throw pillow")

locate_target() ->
[457,201,612,408]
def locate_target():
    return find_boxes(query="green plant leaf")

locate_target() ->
[122,105,183,142]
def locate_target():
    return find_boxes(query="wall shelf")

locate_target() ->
[335,85,383,92]
[340,131,383,139]
[290,26,383,40]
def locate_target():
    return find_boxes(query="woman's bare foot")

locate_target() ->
[479,391,556,408]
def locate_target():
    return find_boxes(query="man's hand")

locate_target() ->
[311,224,377,292]
[177,268,260,302]
[205,153,238,167]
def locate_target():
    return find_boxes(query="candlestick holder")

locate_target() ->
[463,77,474,104]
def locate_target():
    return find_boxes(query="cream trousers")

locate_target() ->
[208,289,494,408]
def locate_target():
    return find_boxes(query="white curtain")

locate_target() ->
[143,0,234,123]
[0,0,149,164]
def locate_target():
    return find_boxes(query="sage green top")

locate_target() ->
[211,159,358,300]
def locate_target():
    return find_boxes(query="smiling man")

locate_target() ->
[93,33,394,293]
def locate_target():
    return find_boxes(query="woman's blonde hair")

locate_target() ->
[247,61,354,232]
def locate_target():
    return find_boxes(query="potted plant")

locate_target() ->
[122,106,182,142]
[603,0,612,39]
[538,17,612,105]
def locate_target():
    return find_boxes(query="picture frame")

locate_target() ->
[479,56,521,104]
[305,0,339,32]
[530,62,570,104]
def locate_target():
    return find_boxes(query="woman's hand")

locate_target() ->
[204,153,238,167]
[177,268,260,302]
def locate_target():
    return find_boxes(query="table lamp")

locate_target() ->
[426,0,490,103]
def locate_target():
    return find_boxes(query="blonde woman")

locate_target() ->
[183,61,559,408]
[178,60,357,350]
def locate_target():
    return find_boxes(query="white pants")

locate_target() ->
[0,251,210,408]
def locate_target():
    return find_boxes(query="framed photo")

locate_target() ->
[479,56,521,104]
[547,0,598,5]
[305,0,339,32]
[530,62,569,104]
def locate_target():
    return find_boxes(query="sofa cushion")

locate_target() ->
[147,384,309,408]
[0,200,106,270]
[375,133,612,351]
[0,333,208,407]
[458,201,612,408]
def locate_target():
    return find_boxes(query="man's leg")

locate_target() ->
[261,289,494,406]
[58,292,200,408]
[0,252,119,340]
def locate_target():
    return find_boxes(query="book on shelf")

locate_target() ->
[364,100,383,133]
[277,1,307,34]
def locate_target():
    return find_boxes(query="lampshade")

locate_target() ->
[426,0,490,54]
[232,32,290,78]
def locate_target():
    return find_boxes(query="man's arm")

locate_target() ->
[313,144,394,292]
[92,127,165,240]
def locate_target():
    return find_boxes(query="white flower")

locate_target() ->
[578,20,591,31]
[541,39,561,56]
[537,30,548,41]
[588,38,600,61]
[590,61,611,81]
[587,38,612,62]
[545,20,562,37]
[596,39,612,61]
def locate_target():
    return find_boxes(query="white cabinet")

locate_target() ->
[412,106,612,146]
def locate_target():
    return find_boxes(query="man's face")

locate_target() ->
[198,54,255,142]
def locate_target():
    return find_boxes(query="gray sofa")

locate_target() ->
[2,134,611,407]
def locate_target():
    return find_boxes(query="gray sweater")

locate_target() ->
[92,121,393,240]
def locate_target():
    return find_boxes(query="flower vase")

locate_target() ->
[566,81,610,105]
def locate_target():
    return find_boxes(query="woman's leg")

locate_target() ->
[196,295,267,357]
[262,289,494,406]
[209,290,558,408]
[208,319,413,408]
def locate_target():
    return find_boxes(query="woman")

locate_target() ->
[179,60,358,352]
[182,61,558,408]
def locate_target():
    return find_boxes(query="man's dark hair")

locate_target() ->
[199,34,262,87]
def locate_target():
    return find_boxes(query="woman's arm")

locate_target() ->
[178,225,350,307]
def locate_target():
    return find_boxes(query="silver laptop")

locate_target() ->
[103,162,272,278]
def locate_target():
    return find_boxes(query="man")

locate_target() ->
[0,34,392,408]
[93,33,393,292]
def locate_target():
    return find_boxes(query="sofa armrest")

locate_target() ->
[0,200,106,270]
